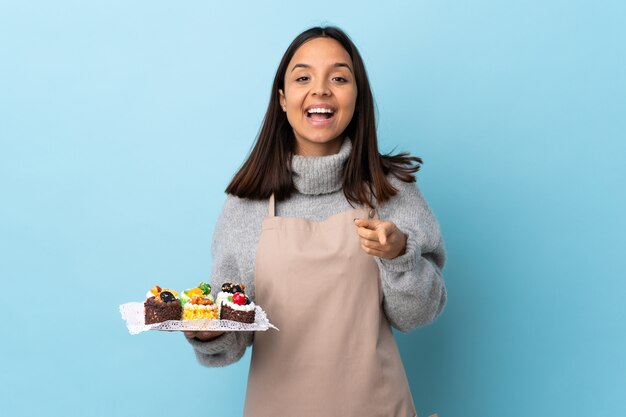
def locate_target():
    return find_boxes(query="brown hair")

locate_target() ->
[226,26,421,207]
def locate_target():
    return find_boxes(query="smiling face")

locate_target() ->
[279,37,358,156]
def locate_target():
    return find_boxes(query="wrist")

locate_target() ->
[394,232,408,258]
[377,235,420,273]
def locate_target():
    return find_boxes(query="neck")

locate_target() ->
[291,137,352,195]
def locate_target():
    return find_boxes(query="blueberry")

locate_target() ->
[160,291,175,302]
[231,285,243,294]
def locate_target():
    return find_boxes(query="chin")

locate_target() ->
[304,133,344,144]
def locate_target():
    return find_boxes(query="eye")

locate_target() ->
[295,76,309,82]
[333,76,349,83]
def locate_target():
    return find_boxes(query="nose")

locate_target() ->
[311,78,331,96]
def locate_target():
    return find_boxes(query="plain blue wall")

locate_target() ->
[1,1,625,416]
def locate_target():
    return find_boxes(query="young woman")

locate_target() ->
[185,26,446,417]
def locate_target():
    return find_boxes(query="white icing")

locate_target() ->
[224,301,256,312]
[216,291,230,306]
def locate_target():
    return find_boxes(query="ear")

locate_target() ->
[278,89,286,111]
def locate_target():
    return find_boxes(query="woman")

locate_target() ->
[185,26,446,417]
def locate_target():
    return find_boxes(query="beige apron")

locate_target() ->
[244,194,417,417]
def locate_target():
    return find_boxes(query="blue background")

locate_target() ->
[1,1,625,416]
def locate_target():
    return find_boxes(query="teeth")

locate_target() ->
[307,108,334,114]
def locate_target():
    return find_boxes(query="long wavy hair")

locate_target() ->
[226,26,421,207]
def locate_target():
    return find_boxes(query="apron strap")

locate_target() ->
[268,193,275,217]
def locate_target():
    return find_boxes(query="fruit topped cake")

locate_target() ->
[217,282,256,324]
[180,281,214,305]
[144,285,183,324]
[181,282,218,321]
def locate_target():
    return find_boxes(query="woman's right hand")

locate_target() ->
[184,331,225,342]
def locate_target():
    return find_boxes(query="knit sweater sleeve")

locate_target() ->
[185,195,263,367]
[375,177,447,332]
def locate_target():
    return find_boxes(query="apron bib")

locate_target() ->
[245,194,417,417]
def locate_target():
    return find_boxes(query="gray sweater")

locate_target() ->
[187,138,446,367]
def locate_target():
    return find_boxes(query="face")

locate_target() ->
[279,37,357,156]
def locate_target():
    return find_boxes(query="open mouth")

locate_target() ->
[306,108,335,120]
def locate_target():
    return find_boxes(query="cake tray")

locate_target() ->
[119,302,279,335]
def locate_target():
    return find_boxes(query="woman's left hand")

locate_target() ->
[354,218,408,260]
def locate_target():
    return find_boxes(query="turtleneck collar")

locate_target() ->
[291,138,352,195]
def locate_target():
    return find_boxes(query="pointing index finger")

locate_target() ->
[354,219,383,242]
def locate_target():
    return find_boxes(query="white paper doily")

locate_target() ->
[119,302,278,335]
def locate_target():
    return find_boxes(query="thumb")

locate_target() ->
[377,223,387,245]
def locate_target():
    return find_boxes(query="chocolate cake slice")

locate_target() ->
[144,295,182,324]
[220,303,255,323]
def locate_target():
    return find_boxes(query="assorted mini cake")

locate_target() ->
[181,282,218,320]
[142,281,256,325]
[144,285,183,324]
[217,282,256,324]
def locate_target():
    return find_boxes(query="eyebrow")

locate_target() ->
[290,62,353,73]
